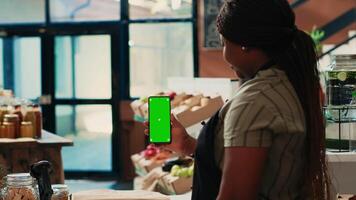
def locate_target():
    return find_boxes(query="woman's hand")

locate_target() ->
[144,114,197,156]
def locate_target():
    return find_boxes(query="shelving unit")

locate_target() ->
[323,105,356,152]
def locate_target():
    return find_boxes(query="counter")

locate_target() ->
[0,131,73,184]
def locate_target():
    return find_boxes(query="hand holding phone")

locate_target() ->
[149,96,171,144]
[146,96,196,155]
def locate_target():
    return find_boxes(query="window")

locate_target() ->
[56,105,112,171]
[0,39,3,87]
[0,0,45,24]
[129,0,192,19]
[54,34,114,171]
[55,35,112,99]
[0,0,197,176]
[129,23,194,97]
[13,37,42,100]
[0,37,42,99]
[50,0,120,22]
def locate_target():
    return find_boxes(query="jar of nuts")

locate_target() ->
[51,184,69,200]
[2,173,39,200]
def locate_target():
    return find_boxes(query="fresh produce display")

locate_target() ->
[167,92,177,100]
[131,144,176,176]
[151,150,172,162]
[132,147,194,195]
[141,144,160,159]
[131,91,212,118]
[162,157,193,172]
[131,90,224,127]
[140,144,173,161]
[170,164,194,178]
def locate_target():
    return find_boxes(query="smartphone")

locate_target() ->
[148,96,171,144]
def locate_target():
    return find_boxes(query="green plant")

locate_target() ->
[307,26,325,55]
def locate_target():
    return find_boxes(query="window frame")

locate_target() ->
[0,0,199,179]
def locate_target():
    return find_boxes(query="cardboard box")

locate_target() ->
[131,153,176,176]
[158,174,193,195]
[131,153,162,176]
[138,158,165,174]
[179,94,203,108]
[131,154,146,176]
[171,93,191,108]
[175,96,224,127]
[130,100,147,118]
[139,93,196,119]
[134,168,169,191]
[140,103,149,119]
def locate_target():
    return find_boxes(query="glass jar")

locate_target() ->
[13,105,23,122]
[0,105,9,123]
[2,122,15,139]
[3,114,20,138]
[51,184,69,200]
[32,105,42,139]
[24,105,42,139]
[0,123,4,138]
[2,173,39,200]
[20,121,34,138]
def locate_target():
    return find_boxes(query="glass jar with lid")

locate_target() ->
[51,184,69,200]
[2,173,39,200]
[3,114,20,138]
[2,122,15,139]
[20,121,34,138]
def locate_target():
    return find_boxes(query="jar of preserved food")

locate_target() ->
[0,105,9,123]
[2,173,39,200]
[51,184,69,200]
[3,114,20,138]
[33,105,42,139]
[0,123,4,138]
[20,121,34,138]
[13,105,23,122]
[2,122,15,139]
[24,106,39,139]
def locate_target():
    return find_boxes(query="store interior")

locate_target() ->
[0,0,355,199]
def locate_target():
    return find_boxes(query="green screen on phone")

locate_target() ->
[149,96,171,143]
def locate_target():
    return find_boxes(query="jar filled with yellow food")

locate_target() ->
[2,173,39,200]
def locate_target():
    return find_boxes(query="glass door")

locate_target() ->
[53,34,118,172]
[0,36,42,100]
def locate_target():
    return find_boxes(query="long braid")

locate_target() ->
[271,30,330,199]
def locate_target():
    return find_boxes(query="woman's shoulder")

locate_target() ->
[220,68,297,119]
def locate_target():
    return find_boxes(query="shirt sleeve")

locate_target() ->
[224,100,282,147]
